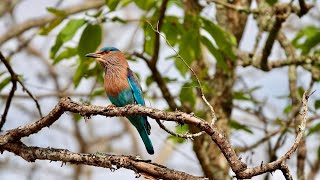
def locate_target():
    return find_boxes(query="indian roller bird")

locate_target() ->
[85,47,154,154]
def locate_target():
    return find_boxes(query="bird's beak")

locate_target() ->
[85,52,100,58]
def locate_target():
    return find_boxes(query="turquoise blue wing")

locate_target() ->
[127,69,145,106]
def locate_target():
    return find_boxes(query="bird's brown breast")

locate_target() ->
[104,72,130,97]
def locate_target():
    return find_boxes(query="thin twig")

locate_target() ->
[0,52,42,129]
[0,52,17,131]
[17,81,43,117]
[156,120,205,139]
[147,21,217,126]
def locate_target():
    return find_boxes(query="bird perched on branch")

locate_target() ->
[85,47,154,154]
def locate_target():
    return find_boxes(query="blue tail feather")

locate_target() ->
[137,126,154,154]
[128,116,154,154]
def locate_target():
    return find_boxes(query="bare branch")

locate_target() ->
[1,142,204,180]
[0,51,42,130]
[156,120,205,139]
[237,91,309,179]
[0,52,17,131]
[280,162,293,180]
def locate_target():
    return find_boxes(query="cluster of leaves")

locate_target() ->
[292,25,320,55]
[292,26,320,153]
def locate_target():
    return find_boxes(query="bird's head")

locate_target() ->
[85,47,123,66]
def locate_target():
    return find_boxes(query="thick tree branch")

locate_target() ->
[0,97,245,172]
[1,142,203,180]
[0,93,311,179]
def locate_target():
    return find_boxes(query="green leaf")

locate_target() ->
[0,71,6,77]
[86,9,103,18]
[105,0,121,11]
[174,57,189,76]
[73,59,90,87]
[53,47,77,64]
[266,0,278,5]
[168,124,189,144]
[318,146,320,159]
[120,0,133,7]
[0,77,11,92]
[176,25,200,76]
[307,123,320,136]
[283,104,292,114]
[233,91,251,101]
[298,86,305,98]
[315,100,320,109]
[78,24,102,59]
[74,114,82,122]
[163,77,177,83]
[292,26,320,55]
[38,18,63,35]
[85,63,104,81]
[143,22,156,56]
[201,17,236,61]
[47,7,66,16]
[230,120,253,134]
[133,0,156,10]
[146,75,153,86]
[90,88,105,97]
[50,19,86,59]
[201,35,227,71]
[162,16,182,46]
[111,16,127,24]
[179,82,196,108]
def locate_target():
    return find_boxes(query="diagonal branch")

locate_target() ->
[0,52,17,131]
[0,51,42,132]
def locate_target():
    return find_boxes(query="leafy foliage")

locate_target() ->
[307,123,320,136]
[168,124,189,144]
[230,120,253,134]
[292,26,320,55]
[50,19,86,59]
